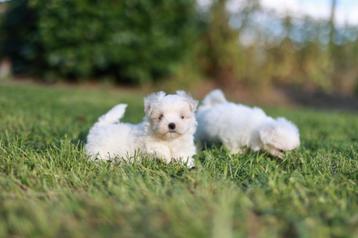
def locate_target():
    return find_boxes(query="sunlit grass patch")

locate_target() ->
[0,83,357,237]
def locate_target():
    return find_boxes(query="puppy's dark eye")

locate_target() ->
[159,114,164,120]
[181,115,185,119]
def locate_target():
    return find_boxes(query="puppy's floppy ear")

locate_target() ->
[176,90,198,112]
[144,91,166,114]
[259,124,276,145]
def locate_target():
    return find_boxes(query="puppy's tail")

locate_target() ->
[201,89,227,107]
[96,104,127,125]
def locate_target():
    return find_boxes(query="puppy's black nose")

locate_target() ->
[168,123,176,130]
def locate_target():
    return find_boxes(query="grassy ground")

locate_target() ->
[0,81,357,238]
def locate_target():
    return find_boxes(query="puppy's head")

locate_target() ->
[144,91,198,140]
[259,118,300,157]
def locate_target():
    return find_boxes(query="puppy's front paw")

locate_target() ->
[186,158,195,169]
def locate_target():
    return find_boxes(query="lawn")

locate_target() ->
[0,82,357,238]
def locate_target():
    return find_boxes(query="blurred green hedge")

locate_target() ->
[1,0,199,83]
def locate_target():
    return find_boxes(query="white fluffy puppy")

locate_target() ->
[196,89,300,158]
[85,91,198,167]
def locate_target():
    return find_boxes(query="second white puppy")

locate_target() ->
[85,91,198,167]
[196,89,300,158]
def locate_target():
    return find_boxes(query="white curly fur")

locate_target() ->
[85,91,198,167]
[196,89,300,157]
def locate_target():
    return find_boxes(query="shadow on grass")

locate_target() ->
[71,129,89,151]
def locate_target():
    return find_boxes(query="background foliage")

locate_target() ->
[1,0,358,93]
[1,0,199,83]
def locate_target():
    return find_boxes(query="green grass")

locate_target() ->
[0,82,357,238]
